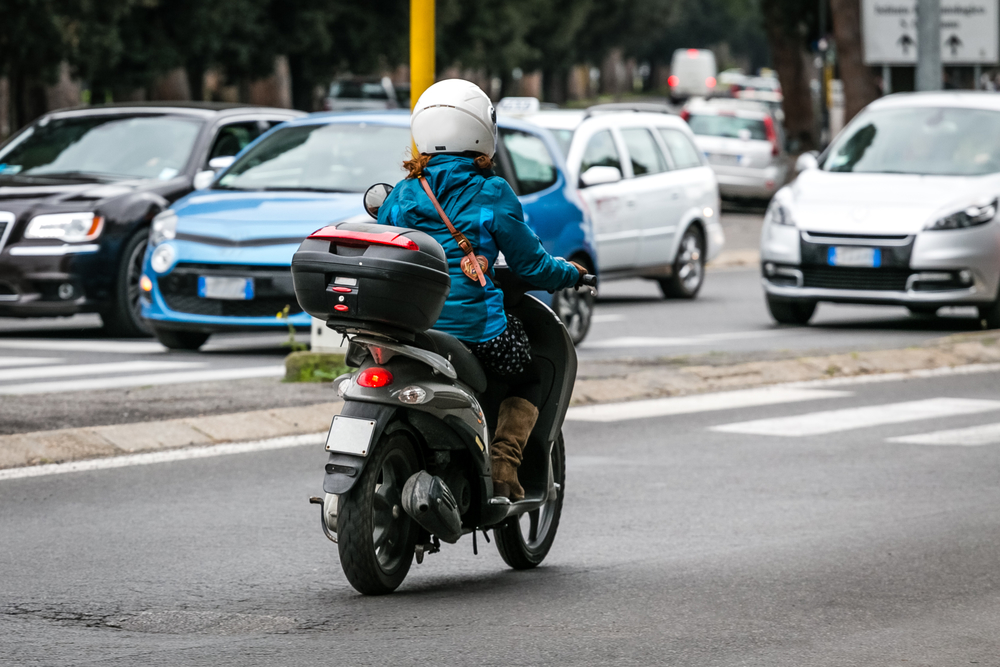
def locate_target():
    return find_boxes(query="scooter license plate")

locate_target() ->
[325,416,376,457]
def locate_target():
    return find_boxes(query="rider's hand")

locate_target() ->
[569,261,587,278]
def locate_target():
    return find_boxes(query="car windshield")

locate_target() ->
[217,123,409,193]
[687,113,767,140]
[824,106,1000,176]
[549,129,574,157]
[0,114,202,181]
[330,81,389,100]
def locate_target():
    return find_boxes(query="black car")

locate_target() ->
[0,103,304,336]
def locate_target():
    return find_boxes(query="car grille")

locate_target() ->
[802,266,911,291]
[159,263,303,318]
[0,217,12,254]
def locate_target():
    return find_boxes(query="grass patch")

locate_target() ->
[284,351,351,383]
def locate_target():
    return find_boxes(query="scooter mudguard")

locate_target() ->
[322,402,397,494]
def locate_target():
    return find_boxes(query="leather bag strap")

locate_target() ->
[418,176,487,286]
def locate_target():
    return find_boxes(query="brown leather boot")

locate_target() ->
[490,397,538,501]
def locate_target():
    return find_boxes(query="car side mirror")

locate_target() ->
[579,166,622,188]
[364,183,394,219]
[795,151,819,172]
[193,170,215,190]
[208,155,236,171]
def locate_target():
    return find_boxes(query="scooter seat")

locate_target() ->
[415,330,488,394]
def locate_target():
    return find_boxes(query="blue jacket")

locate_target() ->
[378,155,579,343]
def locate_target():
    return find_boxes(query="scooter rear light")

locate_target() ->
[309,227,419,251]
[357,367,393,388]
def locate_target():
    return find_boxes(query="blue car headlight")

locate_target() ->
[926,199,997,230]
[150,244,176,274]
[150,210,177,246]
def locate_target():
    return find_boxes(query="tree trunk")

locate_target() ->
[830,0,881,122]
[762,4,816,151]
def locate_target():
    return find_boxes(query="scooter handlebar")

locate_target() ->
[577,273,597,288]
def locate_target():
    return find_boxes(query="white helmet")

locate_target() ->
[411,79,497,158]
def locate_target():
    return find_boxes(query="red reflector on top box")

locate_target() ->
[309,226,419,251]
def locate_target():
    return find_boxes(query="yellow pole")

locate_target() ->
[410,0,435,111]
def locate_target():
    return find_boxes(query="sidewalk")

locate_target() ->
[3,330,999,470]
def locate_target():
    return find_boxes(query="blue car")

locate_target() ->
[140,111,597,350]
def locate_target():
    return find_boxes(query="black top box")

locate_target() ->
[291,221,450,339]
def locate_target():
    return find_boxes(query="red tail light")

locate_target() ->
[680,110,690,122]
[687,49,700,57]
[309,227,418,251]
[763,116,780,157]
[357,367,393,388]
[668,75,679,88]
[706,77,717,88]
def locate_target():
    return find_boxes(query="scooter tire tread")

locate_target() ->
[493,433,565,570]
[337,429,418,595]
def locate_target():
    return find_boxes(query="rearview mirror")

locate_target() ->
[364,183,394,219]
[208,155,236,171]
[193,170,215,190]
[795,151,819,172]
[580,166,622,188]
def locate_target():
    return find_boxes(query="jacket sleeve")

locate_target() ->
[485,179,579,291]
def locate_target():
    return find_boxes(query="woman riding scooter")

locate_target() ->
[376,79,585,501]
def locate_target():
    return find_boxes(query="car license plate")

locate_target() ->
[325,416,377,457]
[198,276,254,300]
[710,153,741,166]
[827,246,881,268]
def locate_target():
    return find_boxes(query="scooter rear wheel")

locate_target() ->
[494,433,566,569]
[337,428,419,595]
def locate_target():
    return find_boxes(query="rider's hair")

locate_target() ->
[404,152,493,179]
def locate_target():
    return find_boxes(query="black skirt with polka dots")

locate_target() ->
[468,315,533,378]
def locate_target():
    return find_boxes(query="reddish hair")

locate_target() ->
[404,152,493,179]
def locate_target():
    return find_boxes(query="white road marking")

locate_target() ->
[0,357,62,368]
[0,365,285,395]
[591,314,625,324]
[0,360,202,382]
[0,339,166,354]
[582,329,792,349]
[0,433,325,482]
[888,422,1000,446]
[566,387,851,422]
[713,398,1000,437]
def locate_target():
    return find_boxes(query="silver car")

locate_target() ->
[760,92,1000,328]
[684,99,789,201]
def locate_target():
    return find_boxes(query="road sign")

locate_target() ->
[862,0,999,64]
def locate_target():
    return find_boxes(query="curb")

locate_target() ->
[0,402,342,470]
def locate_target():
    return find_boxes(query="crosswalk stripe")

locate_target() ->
[887,422,1000,446]
[565,387,851,422]
[712,398,1000,437]
[0,360,201,382]
[582,329,792,349]
[0,365,286,395]
[0,339,165,354]
[0,357,62,368]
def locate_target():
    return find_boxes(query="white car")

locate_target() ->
[761,92,1000,327]
[684,98,789,201]
[517,105,724,298]
[668,49,718,102]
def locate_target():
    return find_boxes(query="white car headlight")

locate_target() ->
[150,244,176,274]
[926,198,998,230]
[24,212,103,242]
[765,201,794,227]
[150,210,178,246]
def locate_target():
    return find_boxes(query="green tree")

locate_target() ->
[0,0,67,128]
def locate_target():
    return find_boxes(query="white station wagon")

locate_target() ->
[510,102,724,299]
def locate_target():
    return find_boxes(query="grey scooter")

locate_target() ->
[298,184,596,595]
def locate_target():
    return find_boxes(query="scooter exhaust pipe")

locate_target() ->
[402,471,463,544]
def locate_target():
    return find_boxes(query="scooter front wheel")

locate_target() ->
[493,433,566,569]
[337,428,419,595]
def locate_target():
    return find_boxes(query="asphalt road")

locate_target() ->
[4,369,1000,665]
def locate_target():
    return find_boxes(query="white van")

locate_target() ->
[669,49,718,102]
